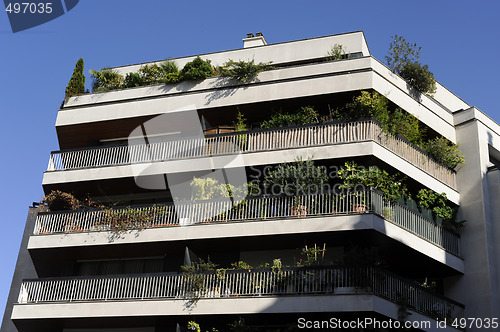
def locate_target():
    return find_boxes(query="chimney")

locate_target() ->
[243,32,267,48]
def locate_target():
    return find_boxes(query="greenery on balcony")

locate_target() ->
[257,91,464,170]
[325,44,346,61]
[64,58,85,100]
[85,57,272,94]
[337,161,464,231]
[260,106,319,129]
[385,35,436,95]
[216,59,271,82]
[40,154,464,233]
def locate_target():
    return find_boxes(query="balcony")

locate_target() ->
[16,266,464,323]
[34,190,460,257]
[46,120,457,190]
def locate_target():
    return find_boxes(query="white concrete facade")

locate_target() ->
[4,31,500,332]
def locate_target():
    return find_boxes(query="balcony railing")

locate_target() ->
[34,190,460,256]
[47,120,457,189]
[17,266,464,322]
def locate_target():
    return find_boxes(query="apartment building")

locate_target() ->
[2,31,500,331]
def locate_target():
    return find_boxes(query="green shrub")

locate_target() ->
[123,72,143,88]
[326,44,346,61]
[341,91,391,131]
[417,189,465,230]
[385,35,421,73]
[159,60,178,74]
[423,137,465,169]
[65,58,85,100]
[89,68,124,92]
[399,61,436,94]
[261,106,318,129]
[390,107,426,146]
[417,189,454,220]
[385,35,437,95]
[234,111,247,131]
[218,59,270,82]
[163,72,181,84]
[339,92,429,147]
[181,56,214,80]
[138,64,165,85]
[338,161,408,203]
[123,60,179,88]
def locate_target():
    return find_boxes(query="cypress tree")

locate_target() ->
[65,58,85,100]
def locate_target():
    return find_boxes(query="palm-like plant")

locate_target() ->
[89,68,124,92]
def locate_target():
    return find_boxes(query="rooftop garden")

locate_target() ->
[386,35,437,95]
[63,35,437,103]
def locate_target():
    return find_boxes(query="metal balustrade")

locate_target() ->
[34,190,460,256]
[17,266,464,322]
[47,120,456,189]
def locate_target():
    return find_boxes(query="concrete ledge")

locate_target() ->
[28,214,464,272]
[58,58,455,141]
[11,294,461,332]
[42,141,460,203]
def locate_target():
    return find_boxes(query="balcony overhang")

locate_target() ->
[42,139,460,204]
[11,295,461,332]
[28,213,464,273]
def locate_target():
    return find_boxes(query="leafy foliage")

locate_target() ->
[181,56,214,80]
[335,91,462,168]
[181,259,218,304]
[123,72,142,88]
[138,63,165,85]
[190,177,220,201]
[100,205,167,232]
[385,35,437,95]
[417,189,464,230]
[326,44,346,61]
[390,107,426,146]
[163,72,181,84]
[89,68,124,92]
[338,162,408,203]
[123,60,180,88]
[399,61,436,95]
[385,35,421,73]
[234,111,247,132]
[218,59,271,82]
[417,189,454,219]
[231,261,253,270]
[187,321,200,332]
[423,137,465,169]
[159,60,178,74]
[264,158,328,196]
[44,190,80,211]
[189,177,257,201]
[261,106,319,129]
[340,91,390,130]
[297,244,327,267]
[65,58,85,100]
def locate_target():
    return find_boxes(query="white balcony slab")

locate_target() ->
[42,140,460,203]
[28,214,464,272]
[11,295,461,332]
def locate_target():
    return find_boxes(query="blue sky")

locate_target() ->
[1,0,499,318]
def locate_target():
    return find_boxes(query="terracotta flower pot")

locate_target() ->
[290,205,308,217]
[353,204,367,213]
